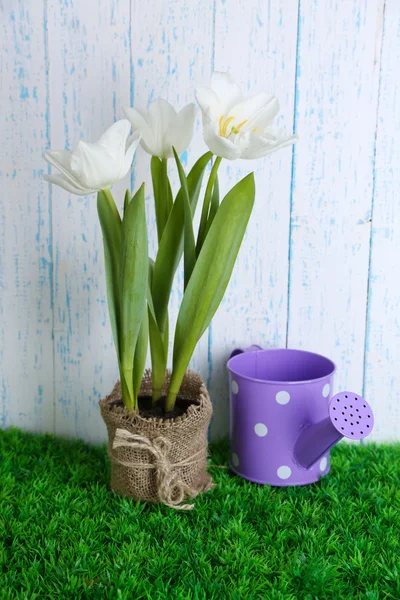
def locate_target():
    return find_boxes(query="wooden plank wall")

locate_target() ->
[0,0,398,443]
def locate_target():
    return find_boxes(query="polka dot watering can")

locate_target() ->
[227,347,375,486]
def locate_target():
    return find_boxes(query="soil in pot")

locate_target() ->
[108,395,197,421]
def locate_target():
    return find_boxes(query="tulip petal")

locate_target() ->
[44,173,93,195]
[210,72,243,114]
[166,103,197,156]
[71,141,120,189]
[195,71,296,162]
[44,149,88,192]
[147,99,177,157]
[237,130,297,159]
[122,106,148,130]
[228,93,279,131]
[195,86,220,122]
[121,131,141,177]
[246,96,281,132]
[123,106,156,156]
[203,124,241,160]
[98,119,131,166]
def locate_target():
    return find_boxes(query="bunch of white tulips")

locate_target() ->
[44,72,296,412]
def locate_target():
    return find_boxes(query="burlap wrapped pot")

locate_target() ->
[99,370,215,510]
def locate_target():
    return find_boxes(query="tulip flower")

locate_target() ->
[123,99,196,159]
[44,119,140,195]
[195,71,297,160]
[42,73,298,416]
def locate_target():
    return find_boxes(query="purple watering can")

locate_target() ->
[227,347,375,486]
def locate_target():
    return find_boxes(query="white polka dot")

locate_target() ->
[277,465,292,480]
[254,423,268,437]
[231,452,239,467]
[276,390,290,405]
[320,457,328,471]
[322,383,330,397]
[231,380,239,394]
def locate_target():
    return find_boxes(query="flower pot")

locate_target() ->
[99,370,214,510]
[227,347,374,486]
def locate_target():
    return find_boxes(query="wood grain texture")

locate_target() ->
[0,0,54,433]
[364,0,400,442]
[287,0,384,410]
[47,0,131,442]
[0,0,399,443]
[209,0,299,438]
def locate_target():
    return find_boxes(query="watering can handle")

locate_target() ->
[230,345,263,359]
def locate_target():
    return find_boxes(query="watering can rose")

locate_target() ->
[44,120,140,195]
[195,72,297,160]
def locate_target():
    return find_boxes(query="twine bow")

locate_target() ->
[111,429,214,510]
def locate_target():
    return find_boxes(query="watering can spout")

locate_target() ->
[294,392,375,470]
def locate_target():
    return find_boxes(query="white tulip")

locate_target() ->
[44,119,140,195]
[123,99,196,159]
[195,72,297,160]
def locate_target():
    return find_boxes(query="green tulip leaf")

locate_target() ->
[133,304,149,399]
[97,189,122,363]
[119,183,148,409]
[166,173,255,409]
[152,151,212,333]
[196,156,222,256]
[172,148,196,290]
[148,259,168,401]
[151,157,172,242]
[123,188,130,216]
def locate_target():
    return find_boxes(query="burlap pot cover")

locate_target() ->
[99,369,215,510]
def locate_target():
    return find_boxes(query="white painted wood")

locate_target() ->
[1,0,400,443]
[287,0,384,418]
[364,0,400,442]
[209,0,299,438]
[0,0,54,433]
[47,0,131,442]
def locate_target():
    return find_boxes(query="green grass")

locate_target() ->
[1,429,399,600]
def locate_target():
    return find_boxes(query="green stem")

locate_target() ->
[103,188,121,223]
[204,175,219,238]
[161,157,169,238]
[123,189,130,216]
[165,389,177,412]
[165,358,186,412]
[196,156,222,255]
[164,157,173,215]
[152,157,169,244]
[149,313,168,404]
[152,388,163,403]
[120,369,136,412]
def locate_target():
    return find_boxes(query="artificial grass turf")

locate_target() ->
[0,430,399,600]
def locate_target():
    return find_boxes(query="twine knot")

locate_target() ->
[111,429,214,510]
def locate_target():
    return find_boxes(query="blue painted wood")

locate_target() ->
[0,0,398,442]
[286,0,384,445]
[0,0,54,433]
[47,0,131,442]
[364,0,400,441]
